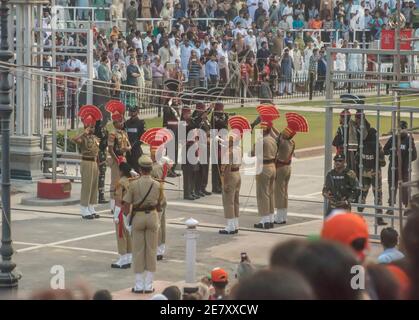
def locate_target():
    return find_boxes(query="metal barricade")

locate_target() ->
[324,47,419,238]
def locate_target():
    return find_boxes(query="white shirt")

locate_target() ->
[245,35,257,53]
[132,37,143,52]
[67,58,82,71]
[170,45,181,63]
[143,36,152,52]
[233,27,247,38]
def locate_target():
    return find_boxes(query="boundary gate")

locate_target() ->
[324,47,419,238]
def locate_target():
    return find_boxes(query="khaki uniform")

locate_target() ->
[221,147,241,219]
[123,175,163,273]
[256,134,277,216]
[275,137,295,210]
[151,163,168,248]
[114,176,133,255]
[77,134,99,206]
[108,129,130,199]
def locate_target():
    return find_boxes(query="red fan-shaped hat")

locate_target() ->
[140,128,174,152]
[283,112,309,138]
[106,100,125,122]
[78,105,102,126]
[228,115,251,137]
[256,104,280,122]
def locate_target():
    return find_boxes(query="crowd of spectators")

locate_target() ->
[40,0,419,107]
[26,210,419,300]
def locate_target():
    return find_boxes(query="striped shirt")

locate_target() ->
[188,61,201,79]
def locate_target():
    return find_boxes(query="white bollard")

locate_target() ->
[184,218,199,284]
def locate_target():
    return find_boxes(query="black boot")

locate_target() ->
[98,193,108,204]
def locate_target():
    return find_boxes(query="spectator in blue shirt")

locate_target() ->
[205,55,219,88]
[292,14,304,29]
[378,227,405,264]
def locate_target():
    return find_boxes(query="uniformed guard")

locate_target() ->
[72,105,102,219]
[355,111,387,226]
[181,106,199,200]
[272,112,309,225]
[125,105,146,173]
[111,162,135,269]
[140,127,174,261]
[123,155,164,294]
[218,116,250,234]
[332,109,358,172]
[94,119,109,204]
[106,100,132,212]
[252,105,279,229]
[323,154,359,216]
[210,102,229,194]
[163,80,182,177]
[192,102,212,197]
[383,120,418,214]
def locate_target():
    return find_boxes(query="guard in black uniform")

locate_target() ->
[163,93,181,177]
[125,105,146,173]
[210,102,229,194]
[95,119,109,204]
[192,102,212,196]
[181,106,199,200]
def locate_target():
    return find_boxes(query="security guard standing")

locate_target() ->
[163,93,181,177]
[323,154,359,216]
[181,107,199,200]
[72,105,102,219]
[210,102,229,194]
[112,162,134,269]
[94,119,109,204]
[106,100,132,211]
[355,111,387,226]
[125,105,146,173]
[219,134,242,235]
[123,155,164,294]
[192,102,212,197]
[253,117,278,229]
[383,120,418,214]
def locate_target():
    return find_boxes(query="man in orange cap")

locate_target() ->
[209,267,229,300]
[321,212,370,262]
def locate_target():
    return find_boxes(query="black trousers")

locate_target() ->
[388,168,410,207]
[308,72,315,100]
[212,164,222,192]
[182,164,198,197]
[196,163,209,192]
[126,148,142,173]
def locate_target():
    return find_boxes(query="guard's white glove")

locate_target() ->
[123,214,132,235]
[113,206,121,223]
[130,169,139,177]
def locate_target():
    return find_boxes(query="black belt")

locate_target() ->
[133,206,157,213]
[263,159,276,164]
[276,160,291,167]
[82,156,97,162]
[231,167,240,172]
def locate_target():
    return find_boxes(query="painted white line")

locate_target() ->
[15,241,42,246]
[167,201,322,220]
[16,231,115,253]
[50,245,118,255]
[302,191,323,197]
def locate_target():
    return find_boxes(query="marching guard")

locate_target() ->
[106,100,132,212]
[252,105,279,229]
[123,155,164,294]
[125,104,146,173]
[72,105,103,219]
[111,162,135,269]
[272,112,309,224]
[140,127,175,261]
[218,116,250,235]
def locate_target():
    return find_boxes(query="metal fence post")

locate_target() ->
[184,218,199,284]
